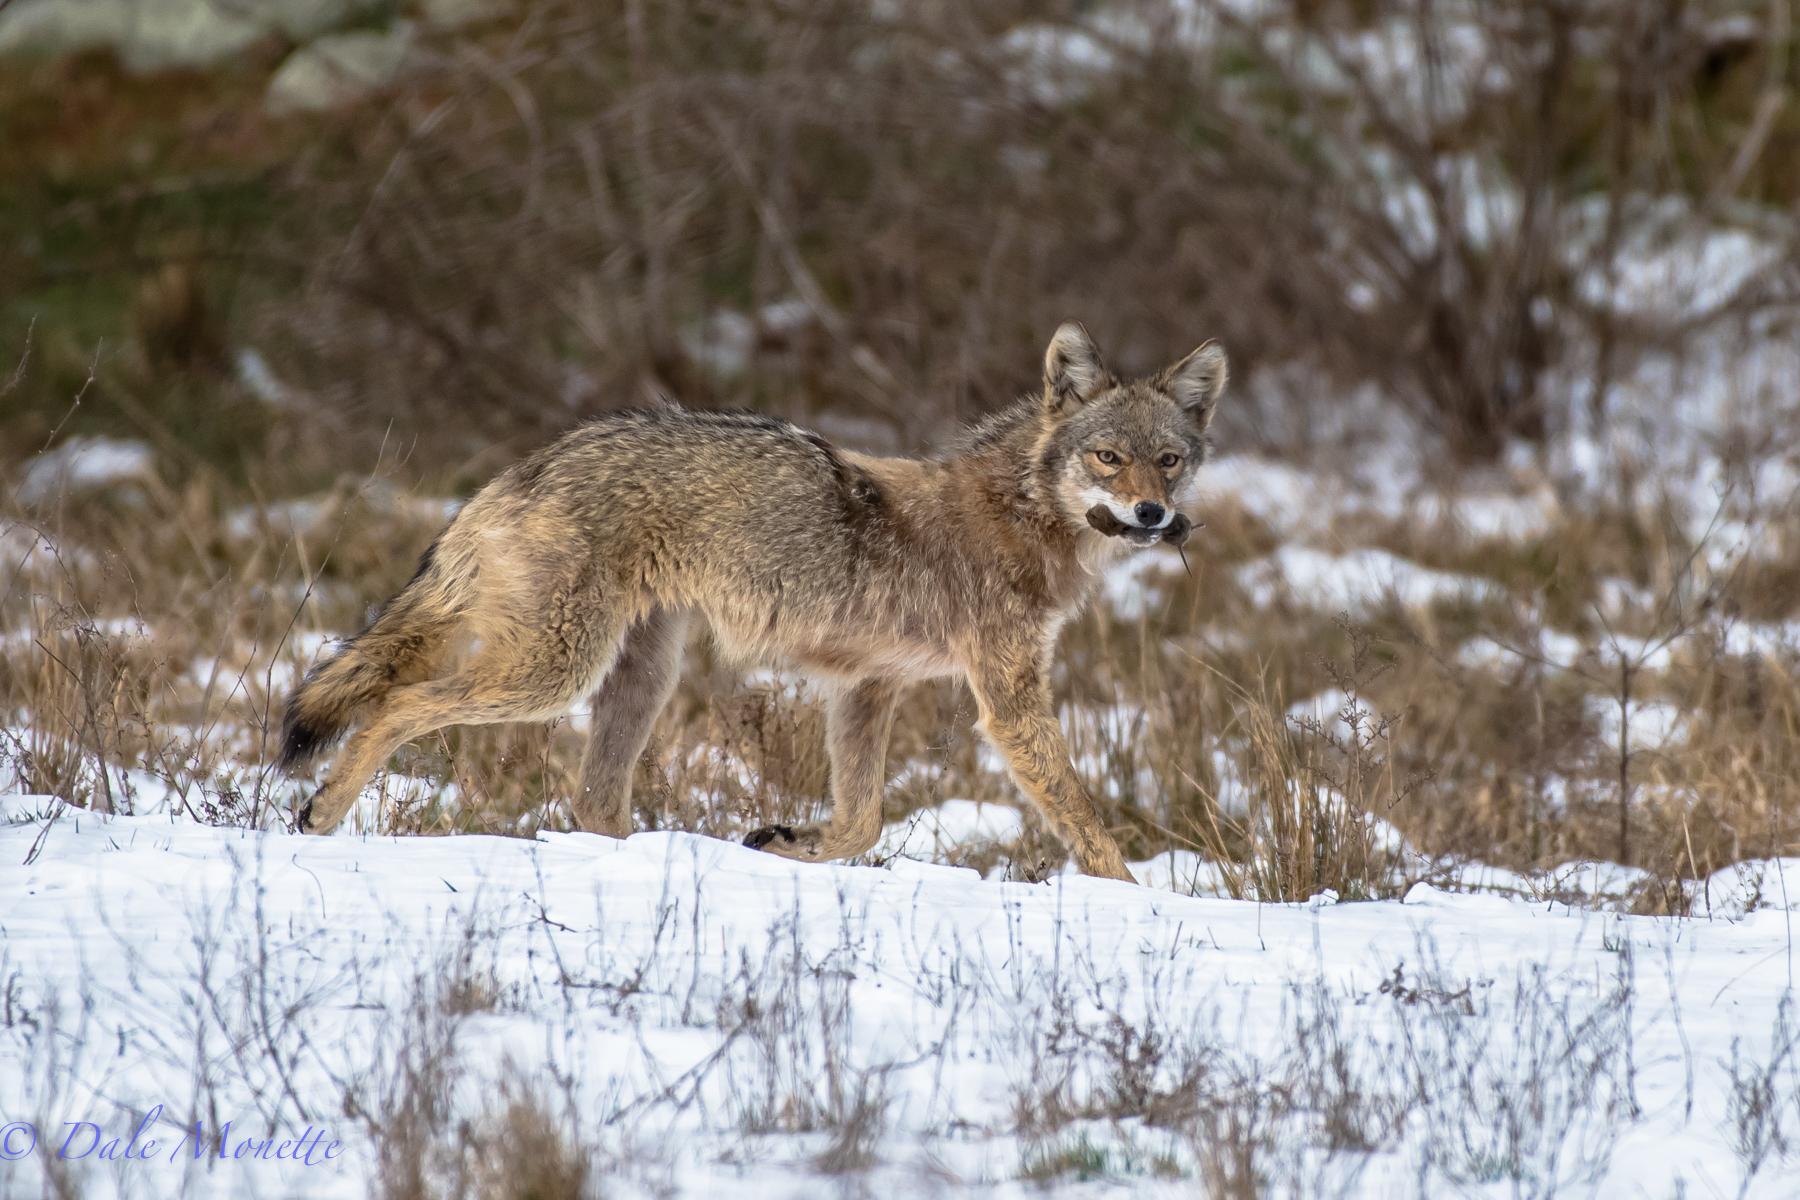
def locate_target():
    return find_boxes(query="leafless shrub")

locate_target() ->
[377,1058,593,1200]
[1187,1087,1272,1200]
[1405,954,1637,1196]
[987,916,1667,1196]
[10,994,93,1200]
[458,1077,592,1200]
[359,982,462,1200]
[1175,640,1416,904]
[812,1066,890,1175]
[1728,993,1800,1188]
[716,907,889,1165]
[337,927,593,1200]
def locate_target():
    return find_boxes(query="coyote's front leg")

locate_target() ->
[744,677,900,863]
[965,652,1136,883]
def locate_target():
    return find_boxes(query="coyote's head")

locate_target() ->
[1038,323,1227,548]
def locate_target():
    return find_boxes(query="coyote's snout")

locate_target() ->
[280,323,1226,881]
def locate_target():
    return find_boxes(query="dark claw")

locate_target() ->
[297,798,314,833]
[744,824,796,850]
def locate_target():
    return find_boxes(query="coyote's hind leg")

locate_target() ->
[300,602,632,834]
[745,677,899,863]
[574,607,689,837]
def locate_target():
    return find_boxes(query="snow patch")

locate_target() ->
[1196,453,1323,534]
[1456,627,1587,672]
[873,799,1024,861]
[1702,858,1800,918]
[1238,546,1495,613]
[1590,696,1688,754]
[1098,547,1186,620]
[16,437,154,503]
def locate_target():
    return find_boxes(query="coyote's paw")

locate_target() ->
[295,796,335,835]
[743,824,823,860]
[743,824,793,849]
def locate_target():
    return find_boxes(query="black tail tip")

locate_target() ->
[743,825,796,850]
[276,710,337,772]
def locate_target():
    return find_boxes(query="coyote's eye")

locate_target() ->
[1158,453,1180,469]
[1094,449,1120,466]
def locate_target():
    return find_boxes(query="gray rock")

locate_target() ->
[0,0,131,63]
[263,0,360,41]
[419,0,510,27]
[264,24,418,113]
[0,0,366,72]
[125,0,270,69]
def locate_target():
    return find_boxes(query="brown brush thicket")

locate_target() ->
[246,0,1800,467]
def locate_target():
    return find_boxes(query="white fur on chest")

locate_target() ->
[1075,526,1137,579]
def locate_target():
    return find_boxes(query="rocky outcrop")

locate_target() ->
[264,24,418,113]
[0,0,511,109]
[0,0,357,71]
[418,0,510,28]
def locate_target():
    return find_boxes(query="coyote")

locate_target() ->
[279,324,1225,881]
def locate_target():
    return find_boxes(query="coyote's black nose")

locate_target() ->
[1134,501,1165,527]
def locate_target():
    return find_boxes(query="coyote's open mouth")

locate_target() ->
[1084,505,1194,547]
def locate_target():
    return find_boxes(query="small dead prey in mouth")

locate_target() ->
[1084,504,1194,547]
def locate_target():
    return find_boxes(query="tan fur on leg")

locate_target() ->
[575,608,689,837]
[302,605,632,834]
[745,677,899,862]
[964,650,1135,883]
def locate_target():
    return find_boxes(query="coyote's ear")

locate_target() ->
[1043,323,1109,413]
[1160,340,1227,427]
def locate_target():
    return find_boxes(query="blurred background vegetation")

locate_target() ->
[6,0,1798,478]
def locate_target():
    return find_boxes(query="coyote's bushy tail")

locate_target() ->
[277,546,458,771]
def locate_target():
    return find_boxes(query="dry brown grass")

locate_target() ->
[5,410,1799,910]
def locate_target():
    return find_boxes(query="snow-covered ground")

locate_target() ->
[3,796,1798,1198]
